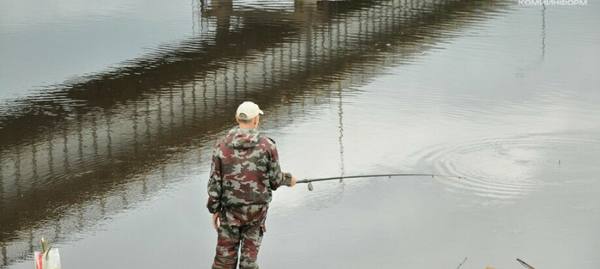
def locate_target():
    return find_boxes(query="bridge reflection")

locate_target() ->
[0,0,508,267]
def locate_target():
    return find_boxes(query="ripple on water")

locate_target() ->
[409,132,600,201]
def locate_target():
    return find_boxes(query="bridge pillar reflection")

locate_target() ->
[0,1,507,267]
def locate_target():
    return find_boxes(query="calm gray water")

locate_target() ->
[1,0,599,268]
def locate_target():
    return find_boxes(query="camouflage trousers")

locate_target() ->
[212,221,265,269]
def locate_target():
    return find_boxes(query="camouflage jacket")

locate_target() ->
[206,127,292,223]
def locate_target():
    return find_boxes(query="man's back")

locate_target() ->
[207,127,292,225]
[207,101,295,269]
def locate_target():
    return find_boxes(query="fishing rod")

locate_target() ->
[296,173,466,191]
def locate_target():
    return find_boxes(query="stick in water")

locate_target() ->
[516,258,535,269]
[456,257,468,269]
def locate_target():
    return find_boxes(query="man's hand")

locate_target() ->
[212,213,220,231]
[289,176,297,187]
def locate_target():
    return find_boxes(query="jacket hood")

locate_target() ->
[224,127,261,149]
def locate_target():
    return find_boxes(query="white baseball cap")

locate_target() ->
[236,101,264,120]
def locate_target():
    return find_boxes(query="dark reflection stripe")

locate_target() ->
[0,1,385,151]
[0,0,510,267]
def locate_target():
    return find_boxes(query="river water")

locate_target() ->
[1,0,599,268]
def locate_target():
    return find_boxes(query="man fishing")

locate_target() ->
[207,101,297,269]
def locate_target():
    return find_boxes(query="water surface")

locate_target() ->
[1,0,599,268]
